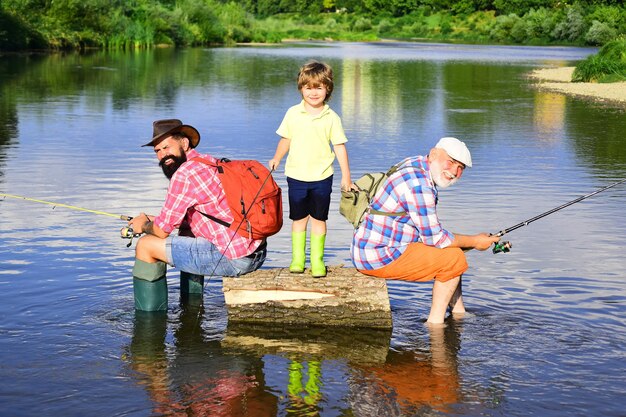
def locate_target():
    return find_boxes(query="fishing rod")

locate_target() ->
[492,178,626,254]
[0,193,137,246]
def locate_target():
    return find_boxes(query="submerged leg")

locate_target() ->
[449,276,465,315]
[133,259,168,312]
[427,276,461,324]
[132,235,169,311]
[180,271,204,295]
[179,271,204,307]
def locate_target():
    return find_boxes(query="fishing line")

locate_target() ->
[492,178,626,253]
[189,166,277,330]
[0,193,132,221]
[202,167,275,284]
[1,193,138,246]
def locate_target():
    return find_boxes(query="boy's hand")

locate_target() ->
[268,159,279,170]
[341,180,358,192]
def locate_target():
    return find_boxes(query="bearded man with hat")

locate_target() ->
[350,137,500,324]
[127,119,267,311]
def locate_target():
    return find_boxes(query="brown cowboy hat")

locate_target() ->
[142,119,200,148]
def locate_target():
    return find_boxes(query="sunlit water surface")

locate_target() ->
[0,42,625,416]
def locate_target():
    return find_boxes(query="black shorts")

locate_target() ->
[287,175,333,221]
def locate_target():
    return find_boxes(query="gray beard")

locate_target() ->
[431,162,459,189]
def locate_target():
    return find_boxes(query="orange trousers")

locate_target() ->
[359,243,468,282]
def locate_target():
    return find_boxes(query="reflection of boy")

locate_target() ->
[287,360,322,408]
[269,60,355,277]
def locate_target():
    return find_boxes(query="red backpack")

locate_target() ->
[194,157,283,240]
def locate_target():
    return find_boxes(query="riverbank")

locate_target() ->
[527,67,626,106]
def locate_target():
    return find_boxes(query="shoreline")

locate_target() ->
[527,67,626,107]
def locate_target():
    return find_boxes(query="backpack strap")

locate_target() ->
[367,161,417,218]
[200,212,231,228]
[369,207,409,216]
[189,156,232,228]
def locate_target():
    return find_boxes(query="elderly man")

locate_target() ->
[128,119,267,311]
[351,137,499,324]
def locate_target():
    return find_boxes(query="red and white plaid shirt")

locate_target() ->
[153,149,262,259]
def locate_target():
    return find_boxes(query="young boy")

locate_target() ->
[269,60,354,277]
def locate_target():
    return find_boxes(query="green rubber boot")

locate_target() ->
[180,271,204,307]
[310,233,327,278]
[132,260,168,312]
[289,231,306,273]
[180,271,204,295]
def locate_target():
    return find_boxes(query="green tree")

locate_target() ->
[585,20,617,45]
[523,7,556,41]
[493,0,556,15]
[552,4,587,42]
[0,8,47,50]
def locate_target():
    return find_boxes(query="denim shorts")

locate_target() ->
[287,175,333,221]
[165,236,266,277]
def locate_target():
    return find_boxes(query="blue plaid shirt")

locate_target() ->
[351,155,455,270]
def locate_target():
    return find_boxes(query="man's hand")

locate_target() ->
[128,213,152,235]
[451,232,500,251]
[474,233,500,251]
[129,213,168,239]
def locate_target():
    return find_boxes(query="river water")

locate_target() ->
[0,42,625,416]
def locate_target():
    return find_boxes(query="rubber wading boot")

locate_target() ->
[289,231,306,273]
[310,233,327,278]
[180,271,204,295]
[132,260,168,311]
[180,271,204,307]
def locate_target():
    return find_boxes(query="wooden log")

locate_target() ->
[222,266,392,329]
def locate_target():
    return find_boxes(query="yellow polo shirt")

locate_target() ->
[276,101,348,182]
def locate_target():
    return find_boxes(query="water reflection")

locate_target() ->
[223,323,391,416]
[127,303,497,415]
[127,301,278,416]
[0,56,20,172]
[533,91,567,144]
[349,321,470,416]
[565,104,626,173]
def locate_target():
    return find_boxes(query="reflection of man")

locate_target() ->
[349,321,463,415]
[351,137,500,323]
[128,119,267,311]
[127,304,278,416]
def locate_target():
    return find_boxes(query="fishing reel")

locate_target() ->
[120,226,142,247]
[492,241,512,254]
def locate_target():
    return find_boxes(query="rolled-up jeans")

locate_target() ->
[165,236,266,277]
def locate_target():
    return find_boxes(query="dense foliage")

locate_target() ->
[0,0,624,50]
[572,36,626,82]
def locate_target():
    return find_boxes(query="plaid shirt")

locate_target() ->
[153,149,262,259]
[351,155,455,270]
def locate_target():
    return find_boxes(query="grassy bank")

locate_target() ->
[573,36,626,82]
